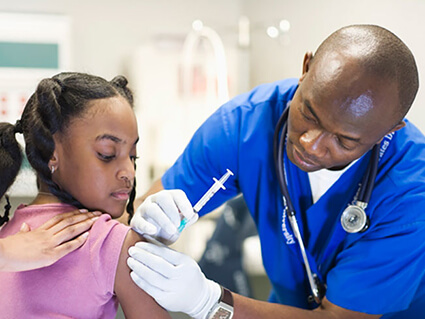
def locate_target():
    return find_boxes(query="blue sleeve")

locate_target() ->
[326,197,425,314]
[162,103,241,216]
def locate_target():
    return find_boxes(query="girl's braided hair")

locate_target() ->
[0,72,136,226]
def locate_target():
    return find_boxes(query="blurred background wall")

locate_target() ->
[2,0,425,193]
[2,0,425,194]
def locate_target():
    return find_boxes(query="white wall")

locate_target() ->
[2,0,424,125]
[244,0,425,130]
[0,0,244,194]
[0,0,242,79]
[2,0,425,192]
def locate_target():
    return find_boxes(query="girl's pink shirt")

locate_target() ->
[0,203,130,318]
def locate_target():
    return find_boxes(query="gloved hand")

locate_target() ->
[130,190,198,245]
[127,241,221,319]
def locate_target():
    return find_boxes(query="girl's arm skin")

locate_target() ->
[115,229,171,319]
[0,210,101,272]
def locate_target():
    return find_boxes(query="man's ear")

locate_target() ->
[390,120,406,133]
[375,120,406,144]
[299,52,313,83]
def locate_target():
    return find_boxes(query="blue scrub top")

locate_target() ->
[162,78,425,317]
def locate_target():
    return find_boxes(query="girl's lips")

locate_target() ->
[111,191,130,201]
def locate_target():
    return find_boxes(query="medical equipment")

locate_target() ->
[273,105,379,304]
[178,169,234,232]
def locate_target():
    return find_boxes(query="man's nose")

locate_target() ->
[299,129,327,158]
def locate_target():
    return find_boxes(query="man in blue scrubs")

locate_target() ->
[127,24,425,318]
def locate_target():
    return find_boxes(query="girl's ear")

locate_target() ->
[48,150,59,175]
[48,134,61,175]
[49,134,61,175]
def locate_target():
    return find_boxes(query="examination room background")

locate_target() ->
[1,1,425,318]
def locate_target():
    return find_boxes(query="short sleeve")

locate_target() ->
[326,218,425,314]
[162,103,240,216]
[88,215,130,295]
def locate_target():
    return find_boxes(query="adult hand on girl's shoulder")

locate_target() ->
[0,209,101,272]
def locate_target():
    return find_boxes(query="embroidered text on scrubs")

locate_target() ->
[379,132,394,158]
[281,196,295,245]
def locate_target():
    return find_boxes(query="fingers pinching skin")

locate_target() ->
[127,257,171,288]
[132,241,182,265]
[126,241,222,317]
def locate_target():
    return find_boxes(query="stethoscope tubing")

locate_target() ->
[273,106,323,303]
[273,104,379,304]
[273,107,295,214]
[362,145,379,203]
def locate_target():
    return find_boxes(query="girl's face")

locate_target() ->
[52,96,138,218]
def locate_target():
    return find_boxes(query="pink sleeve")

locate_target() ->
[88,214,130,295]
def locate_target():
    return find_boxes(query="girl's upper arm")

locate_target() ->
[114,229,171,319]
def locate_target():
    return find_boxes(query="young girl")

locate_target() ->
[0,72,170,318]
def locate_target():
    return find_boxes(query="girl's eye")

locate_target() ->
[98,153,115,161]
[130,155,139,162]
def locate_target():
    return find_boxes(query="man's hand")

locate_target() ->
[0,209,101,272]
[130,190,198,245]
[127,241,221,319]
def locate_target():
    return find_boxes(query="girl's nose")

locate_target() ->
[118,160,135,187]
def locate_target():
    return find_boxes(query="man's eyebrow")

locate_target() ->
[304,99,361,143]
[96,134,139,145]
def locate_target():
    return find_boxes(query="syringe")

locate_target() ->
[178,169,234,232]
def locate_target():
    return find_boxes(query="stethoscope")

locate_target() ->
[273,105,380,304]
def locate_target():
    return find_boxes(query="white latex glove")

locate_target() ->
[127,241,221,319]
[130,190,198,244]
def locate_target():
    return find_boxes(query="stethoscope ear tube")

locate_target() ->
[363,145,380,203]
[273,105,380,304]
[274,107,295,214]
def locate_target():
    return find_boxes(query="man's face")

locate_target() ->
[286,51,402,172]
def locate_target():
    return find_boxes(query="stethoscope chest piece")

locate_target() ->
[273,105,380,304]
[341,202,369,233]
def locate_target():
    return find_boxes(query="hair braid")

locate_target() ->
[126,162,137,223]
[23,79,82,208]
[0,123,23,226]
[6,72,135,216]
[110,75,134,105]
